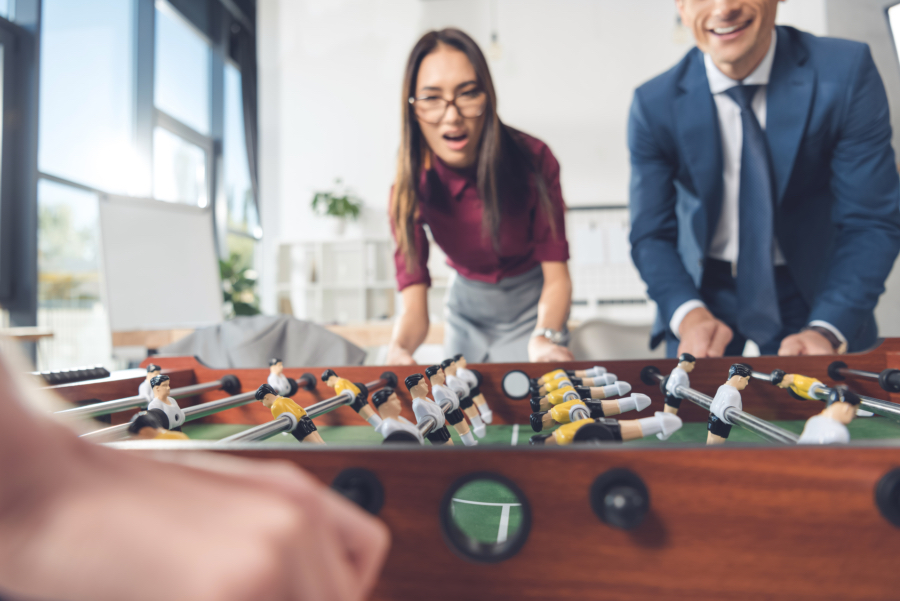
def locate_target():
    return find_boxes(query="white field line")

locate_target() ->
[497,505,511,543]
[511,424,519,446]
[451,498,522,507]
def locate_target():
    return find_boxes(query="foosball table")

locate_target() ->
[45,339,900,600]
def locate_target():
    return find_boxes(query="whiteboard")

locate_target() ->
[99,196,223,332]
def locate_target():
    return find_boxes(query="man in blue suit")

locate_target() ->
[629,0,900,358]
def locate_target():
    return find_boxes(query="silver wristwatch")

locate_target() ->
[532,328,567,345]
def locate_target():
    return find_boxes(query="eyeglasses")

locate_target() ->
[408,88,487,125]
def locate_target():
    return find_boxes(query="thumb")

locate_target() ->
[778,335,804,356]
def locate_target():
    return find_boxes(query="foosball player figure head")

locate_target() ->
[255,384,325,444]
[707,363,751,445]
[371,387,424,444]
[405,373,454,446]
[145,363,161,382]
[769,370,823,401]
[128,409,189,441]
[530,412,682,445]
[663,353,696,415]
[429,364,484,440]
[797,385,861,445]
[321,368,362,397]
[151,374,171,401]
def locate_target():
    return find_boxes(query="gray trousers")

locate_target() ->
[444,265,545,363]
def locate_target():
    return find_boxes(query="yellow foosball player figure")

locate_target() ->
[321,369,382,427]
[532,371,618,397]
[529,412,682,445]
[530,394,651,432]
[255,384,325,444]
[531,380,633,412]
[127,409,190,441]
[769,368,873,417]
[798,385,862,445]
[531,365,607,388]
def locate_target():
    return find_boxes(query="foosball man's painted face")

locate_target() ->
[726,364,752,391]
[405,373,430,400]
[827,386,862,425]
[255,383,279,408]
[269,359,284,376]
[677,353,696,373]
[441,358,458,376]
[372,388,402,420]
[425,365,446,387]
[454,354,467,370]
[150,375,171,399]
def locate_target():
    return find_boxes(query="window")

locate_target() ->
[37,179,112,370]
[38,0,139,195]
[153,126,208,206]
[155,1,210,135]
[223,63,258,235]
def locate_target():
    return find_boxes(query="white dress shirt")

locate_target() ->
[670,32,844,346]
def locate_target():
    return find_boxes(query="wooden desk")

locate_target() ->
[0,327,54,342]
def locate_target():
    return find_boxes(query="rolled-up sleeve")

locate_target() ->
[390,191,431,290]
[531,145,570,262]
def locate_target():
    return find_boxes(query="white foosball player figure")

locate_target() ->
[707,363,751,445]
[147,374,185,431]
[664,353,696,415]
[371,387,424,444]
[138,363,161,403]
[405,373,453,446]
[798,385,861,445]
[267,358,292,396]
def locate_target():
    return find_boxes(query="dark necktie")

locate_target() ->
[723,84,781,345]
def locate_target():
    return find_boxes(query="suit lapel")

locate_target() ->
[766,27,814,205]
[675,50,723,251]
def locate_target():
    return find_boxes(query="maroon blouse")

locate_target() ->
[391,132,569,290]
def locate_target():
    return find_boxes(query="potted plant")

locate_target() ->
[311,178,363,236]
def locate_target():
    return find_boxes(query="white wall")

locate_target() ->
[257,0,830,312]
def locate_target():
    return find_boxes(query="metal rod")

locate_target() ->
[81,391,258,442]
[571,405,590,421]
[752,370,900,425]
[213,390,358,444]
[416,416,437,437]
[842,367,881,379]
[218,415,295,443]
[213,374,398,445]
[57,380,226,420]
[645,368,798,444]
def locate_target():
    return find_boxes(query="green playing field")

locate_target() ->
[182,417,900,544]
[184,416,900,447]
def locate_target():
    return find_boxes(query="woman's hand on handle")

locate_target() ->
[528,335,575,363]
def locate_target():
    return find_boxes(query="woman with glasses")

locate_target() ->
[386,28,573,365]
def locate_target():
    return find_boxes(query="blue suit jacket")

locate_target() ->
[628,26,900,351]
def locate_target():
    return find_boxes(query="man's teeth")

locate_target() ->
[714,24,743,34]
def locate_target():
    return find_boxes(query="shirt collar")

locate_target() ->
[432,154,476,200]
[704,30,777,94]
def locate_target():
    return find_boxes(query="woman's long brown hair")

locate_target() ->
[391,28,556,270]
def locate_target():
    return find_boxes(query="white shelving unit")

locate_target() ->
[277,228,451,325]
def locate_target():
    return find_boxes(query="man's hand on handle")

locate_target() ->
[677,306,734,358]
